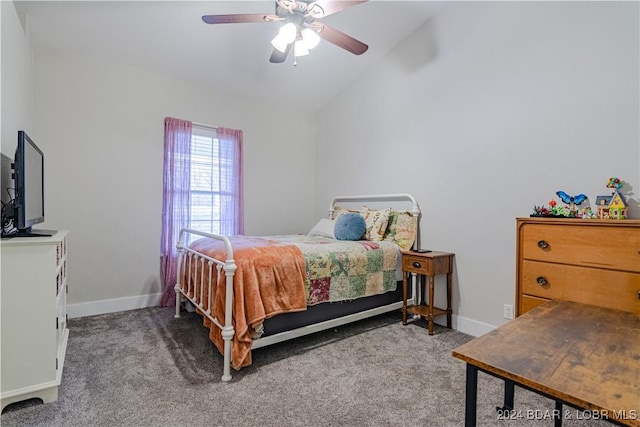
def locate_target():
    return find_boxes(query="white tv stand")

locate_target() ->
[1,230,69,411]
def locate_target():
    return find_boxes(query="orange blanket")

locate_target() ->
[185,236,307,369]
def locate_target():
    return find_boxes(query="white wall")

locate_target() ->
[1,1,34,156]
[32,48,316,315]
[315,1,639,333]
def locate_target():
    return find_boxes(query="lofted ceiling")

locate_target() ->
[15,1,446,110]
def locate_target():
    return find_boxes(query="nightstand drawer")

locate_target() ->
[521,260,640,314]
[402,255,432,275]
[402,252,452,276]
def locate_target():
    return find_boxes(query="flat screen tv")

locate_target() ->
[9,131,52,237]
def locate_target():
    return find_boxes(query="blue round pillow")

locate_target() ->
[334,213,366,241]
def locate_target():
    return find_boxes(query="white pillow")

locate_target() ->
[308,218,336,238]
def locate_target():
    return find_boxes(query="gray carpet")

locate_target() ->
[1,307,609,427]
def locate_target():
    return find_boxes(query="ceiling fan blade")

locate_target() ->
[202,14,274,24]
[269,44,292,63]
[311,1,368,18]
[317,24,368,55]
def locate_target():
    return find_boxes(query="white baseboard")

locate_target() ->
[433,314,495,337]
[67,293,162,319]
[68,294,497,336]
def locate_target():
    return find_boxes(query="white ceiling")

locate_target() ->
[15,1,446,110]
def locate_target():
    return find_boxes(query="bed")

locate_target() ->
[173,193,421,381]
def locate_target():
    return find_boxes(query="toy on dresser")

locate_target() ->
[555,191,588,217]
[532,176,631,220]
[532,191,589,218]
[595,177,628,220]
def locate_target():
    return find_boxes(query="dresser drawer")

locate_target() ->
[519,294,549,314]
[521,260,640,314]
[520,223,640,272]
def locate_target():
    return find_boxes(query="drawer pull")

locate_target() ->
[413,262,422,269]
[537,240,550,249]
[536,276,548,286]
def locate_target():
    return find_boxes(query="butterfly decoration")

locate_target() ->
[556,191,588,206]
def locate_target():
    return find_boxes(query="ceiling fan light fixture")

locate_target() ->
[301,28,320,50]
[271,22,297,53]
[294,39,309,57]
[271,33,290,53]
[279,22,297,44]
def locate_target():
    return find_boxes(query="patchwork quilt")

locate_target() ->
[266,234,401,305]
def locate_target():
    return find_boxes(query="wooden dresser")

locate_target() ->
[515,218,640,316]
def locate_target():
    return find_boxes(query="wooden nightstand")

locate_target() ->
[401,250,454,335]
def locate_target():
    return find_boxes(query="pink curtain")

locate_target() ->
[159,117,192,307]
[217,127,244,235]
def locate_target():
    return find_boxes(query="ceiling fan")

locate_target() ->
[202,0,369,64]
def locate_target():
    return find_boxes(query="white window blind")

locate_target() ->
[189,126,223,235]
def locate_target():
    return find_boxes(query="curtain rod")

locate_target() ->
[192,121,218,131]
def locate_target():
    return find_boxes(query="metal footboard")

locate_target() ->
[174,228,236,382]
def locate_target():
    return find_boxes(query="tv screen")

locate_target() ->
[10,131,50,237]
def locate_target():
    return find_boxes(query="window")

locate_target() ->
[160,118,243,306]
[190,127,221,234]
[188,125,243,237]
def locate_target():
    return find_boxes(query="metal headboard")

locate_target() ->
[327,193,421,249]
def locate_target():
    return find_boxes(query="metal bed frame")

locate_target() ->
[174,193,420,381]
